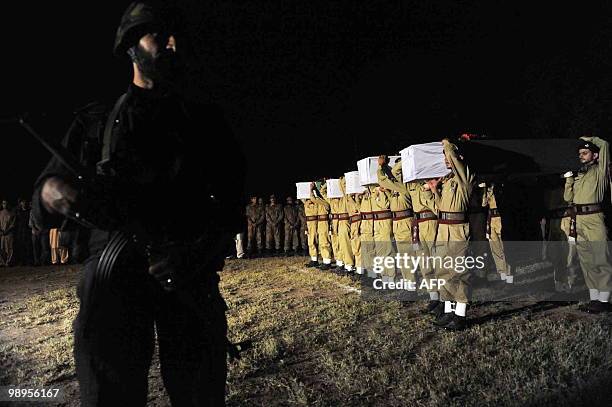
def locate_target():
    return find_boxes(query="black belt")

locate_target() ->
[317,215,329,221]
[350,214,361,224]
[489,208,501,217]
[576,203,602,215]
[547,206,575,219]
[306,215,318,222]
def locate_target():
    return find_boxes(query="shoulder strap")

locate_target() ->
[100,93,128,165]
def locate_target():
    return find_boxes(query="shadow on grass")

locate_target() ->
[468,301,574,327]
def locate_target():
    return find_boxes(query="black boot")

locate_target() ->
[434,311,454,327]
[305,260,319,268]
[424,300,441,314]
[319,263,332,271]
[442,314,467,331]
[580,300,612,314]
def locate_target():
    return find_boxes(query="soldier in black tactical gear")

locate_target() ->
[31,2,245,406]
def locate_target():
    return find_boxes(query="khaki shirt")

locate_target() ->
[564,136,609,205]
[284,204,299,227]
[246,203,262,225]
[377,163,412,212]
[431,140,474,213]
[0,209,15,234]
[265,203,284,225]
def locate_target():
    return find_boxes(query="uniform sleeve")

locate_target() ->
[422,184,439,213]
[311,187,331,210]
[377,165,409,195]
[564,177,574,203]
[443,140,470,188]
[586,136,609,201]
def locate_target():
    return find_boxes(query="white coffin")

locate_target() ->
[400,142,450,182]
[326,179,343,198]
[344,171,366,194]
[296,182,312,200]
[357,156,401,186]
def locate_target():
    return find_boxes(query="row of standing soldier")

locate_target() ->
[293,137,612,331]
[245,195,308,257]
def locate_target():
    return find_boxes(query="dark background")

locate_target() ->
[3,1,612,203]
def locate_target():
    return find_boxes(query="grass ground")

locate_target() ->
[1,258,611,406]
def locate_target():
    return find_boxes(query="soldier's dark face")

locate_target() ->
[286,198,293,205]
[578,148,597,164]
[134,32,180,84]
[250,197,257,204]
[19,201,26,209]
[1,201,7,209]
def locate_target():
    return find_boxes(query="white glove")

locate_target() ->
[563,171,574,178]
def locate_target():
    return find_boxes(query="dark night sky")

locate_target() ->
[3,1,612,203]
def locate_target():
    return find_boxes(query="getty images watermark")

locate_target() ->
[369,253,487,290]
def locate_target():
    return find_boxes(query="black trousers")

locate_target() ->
[32,231,50,266]
[74,253,228,406]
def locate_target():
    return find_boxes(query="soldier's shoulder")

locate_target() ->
[72,101,109,119]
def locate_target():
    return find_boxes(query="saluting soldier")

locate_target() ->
[564,137,612,313]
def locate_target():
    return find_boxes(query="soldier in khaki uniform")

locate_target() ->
[370,185,394,281]
[321,182,344,271]
[564,137,612,313]
[297,201,308,255]
[283,197,300,256]
[411,181,439,307]
[542,180,578,293]
[311,183,333,270]
[377,156,415,291]
[246,196,263,257]
[346,192,363,275]
[302,195,320,267]
[482,183,512,283]
[265,195,284,256]
[425,139,474,330]
[359,187,377,277]
[257,197,266,248]
[0,200,16,266]
[337,177,355,273]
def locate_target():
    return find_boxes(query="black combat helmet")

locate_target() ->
[114,1,166,56]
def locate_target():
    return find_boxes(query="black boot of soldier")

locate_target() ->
[305,260,319,268]
[319,263,332,271]
[442,314,467,331]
